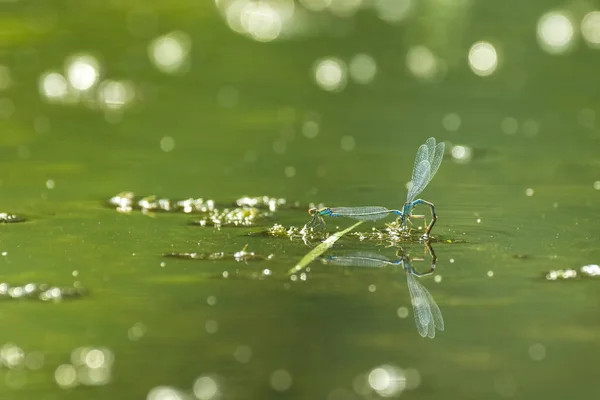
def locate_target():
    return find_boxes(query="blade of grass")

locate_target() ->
[287,221,364,276]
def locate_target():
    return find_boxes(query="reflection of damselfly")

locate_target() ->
[307,137,445,238]
[321,243,444,339]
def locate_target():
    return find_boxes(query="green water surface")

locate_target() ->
[1,1,600,399]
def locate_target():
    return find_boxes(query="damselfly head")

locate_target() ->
[308,207,317,216]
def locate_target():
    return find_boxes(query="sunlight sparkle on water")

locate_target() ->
[160,136,176,152]
[443,113,461,132]
[328,0,362,18]
[314,57,347,92]
[581,11,600,48]
[220,0,294,42]
[406,46,440,81]
[302,114,320,138]
[284,166,296,177]
[66,347,114,386]
[528,343,546,361]
[501,117,519,134]
[66,54,100,91]
[147,386,187,400]
[149,31,191,75]
[39,72,68,102]
[234,345,252,363]
[341,135,356,151]
[349,53,377,84]
[1,343,25,368]
[128,322,147,341]
[468,41,498,76]
[194,375,219,400]
[0,65,11,90]
[240,1,283,42]
[270,369,292,392]
[367,365,407,397]
[98,79,135,110]
[299,0,331,12]
[397,307,409,318]
[451,145,472,164]
[55,364,78,389]
[537,11,576,54]
[373,0,413,23]
[205,320,219,334]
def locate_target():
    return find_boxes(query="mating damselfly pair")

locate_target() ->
[307,137,445,238]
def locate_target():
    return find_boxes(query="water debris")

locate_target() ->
[164,245,274,262]
[236,195,296,211]
[108,192,216,214]
[545,264,600,280]
[0,212,27,223]
[260,224,327,242]
[0,282,86,301]
[108,192,296,214]
[260,222,461,245]
[190,207,269,228]
[349,220,443,244]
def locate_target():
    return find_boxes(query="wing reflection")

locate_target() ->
[321,243,444,339]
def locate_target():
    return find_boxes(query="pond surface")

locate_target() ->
[1,1,600,399]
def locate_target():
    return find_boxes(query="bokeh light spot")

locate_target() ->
[314,57,347,92]
[39,72,68,102]
[270,369,292,392]
[66,54,100,91]
[149,31,191,75]
[581,11,600,48]
[193,375,219,400]
[468,41,498,76]
[349,53,377,84]
[537,11,576,54]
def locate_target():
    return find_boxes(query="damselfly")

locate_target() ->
[306,137,445,237]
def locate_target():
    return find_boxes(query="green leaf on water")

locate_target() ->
[287,221,364,276]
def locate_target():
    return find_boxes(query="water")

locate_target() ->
[1,1,600,399]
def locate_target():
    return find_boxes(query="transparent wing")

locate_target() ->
[423,286,444,332]
[425,137,436,164]
[428,141,445,183]
[322,252,393,268]
[406,160,431,202]
[411,144,429,183]
[406,273,432,338]
[329,206,397,221]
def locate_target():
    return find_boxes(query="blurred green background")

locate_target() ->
[1,0,600,399]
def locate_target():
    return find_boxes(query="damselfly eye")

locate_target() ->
[308,207,317,216]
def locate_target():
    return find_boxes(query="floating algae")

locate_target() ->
[164,245,274,262]
[259,220,458,245]
[545,264,600,281]
[235,195,297,211]
[251,224,329,244]
[108,192,216,214]
[0,212,27,223]
[107,193,291,227]
[0,282,86,301]
[108,192,294,214]
[190,207,269,228]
